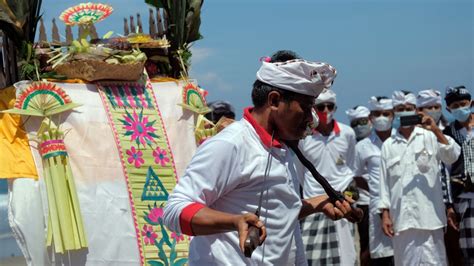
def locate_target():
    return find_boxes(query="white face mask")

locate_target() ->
[372,116,392,132]
[426,110,442,123]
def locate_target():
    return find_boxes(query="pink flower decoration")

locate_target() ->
[122,110,157,146]
[153,147,170,167]
[126,146,144,168]
[171,231,185,243]
[141,224,158,245]
[147,207,164,223]
[259,56,271,62]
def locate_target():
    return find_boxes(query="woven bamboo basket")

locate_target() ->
[55,59,145,81]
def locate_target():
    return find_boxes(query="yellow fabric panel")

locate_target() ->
[0,86,38,179]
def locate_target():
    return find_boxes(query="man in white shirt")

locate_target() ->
[163,58,362,265]
[442,86,474,265]
[353,96,394,265]
[346,105,371,266]
[300,89,358,265]
[379,91,460,266]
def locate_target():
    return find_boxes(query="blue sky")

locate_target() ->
[40,0,473,123]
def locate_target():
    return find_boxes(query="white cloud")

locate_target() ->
[190,47,213,65]
[193,71,233,92]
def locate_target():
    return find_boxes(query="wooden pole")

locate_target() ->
[90,24,98,39]
[65,25,73,45]
[129,16,136,34]
[39,18,47,43]
[137,13,143,33]
[124,18,130,36]
[156,8,164,38]
[52,18,60,43]
[149,9,157,38]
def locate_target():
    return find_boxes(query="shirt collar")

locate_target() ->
[313,120,341,136]
[393,126,423,142]
[243,107,282,148]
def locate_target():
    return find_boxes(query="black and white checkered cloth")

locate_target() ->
[454,197,474,265]
[440,163,454,204]
[450,123,474,183]
[300,213,340,265]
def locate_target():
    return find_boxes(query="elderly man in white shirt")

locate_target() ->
[346,105,372,266]
[300,89,358,266]
[163,58,362,266]
[353,96,395,265]
[379,90,461,266]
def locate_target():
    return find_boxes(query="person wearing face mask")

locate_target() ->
[299,89,358,265]
[442,86,474,265]
[346,105,371,265]
[162,57,362,266]
[353,96,395,266]
[416,89,460,265]
[378,90,460,266]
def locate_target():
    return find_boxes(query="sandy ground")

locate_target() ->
[0,256,26,266]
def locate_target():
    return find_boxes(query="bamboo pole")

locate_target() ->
[124,18,130,36]
[149,8,157,38]
[39,18,47,43]
[52,18,60,43]
[137,13,143,33]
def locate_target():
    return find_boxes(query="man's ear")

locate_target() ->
[267,91,281,110]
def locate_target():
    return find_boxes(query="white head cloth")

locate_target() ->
[368,97,393,111]
[392,90,416,107]
[256,59,337,97]
[346,106,370,121]
[315,88,336,104]
[416,89,442,108]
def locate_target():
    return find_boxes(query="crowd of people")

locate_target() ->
[162,50,473,265]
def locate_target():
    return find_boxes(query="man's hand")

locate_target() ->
[381,209,394,237]
[302,195,363,222]
[234,213,266,253]
[419,112,449,144]
[447,207,459,231]
[420,112,438,132]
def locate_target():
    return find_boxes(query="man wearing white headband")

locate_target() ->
[379,90,460,265]
[417,89,447,130]
[299,89,358,265]
[163,54,361,265]
[353,96,395,265]
[416,89,460,264]
[346,105,372,141]
[346,105,372,265]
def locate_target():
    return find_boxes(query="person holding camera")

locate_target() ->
[442,86,474,265]
[378,90,460,265]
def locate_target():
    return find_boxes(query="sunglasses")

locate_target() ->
[394,106,416,112]
[371,111,392,117]
[315,103,335,112]
[350,118,369,127]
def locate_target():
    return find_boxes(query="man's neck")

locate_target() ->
[376,129,391,141]
[250,107,272,131]
[316,121,334,136]
[398,126,414,140]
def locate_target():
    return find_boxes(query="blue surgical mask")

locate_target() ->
[392,111,416,129]
[451,106,471,122]
[426,110,442,123]
[353,124,372,140]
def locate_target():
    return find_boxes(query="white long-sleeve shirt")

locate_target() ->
[354,131,394,258]
[163,113,307,265]
[299,121,356,198]
[378,127,460,233]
